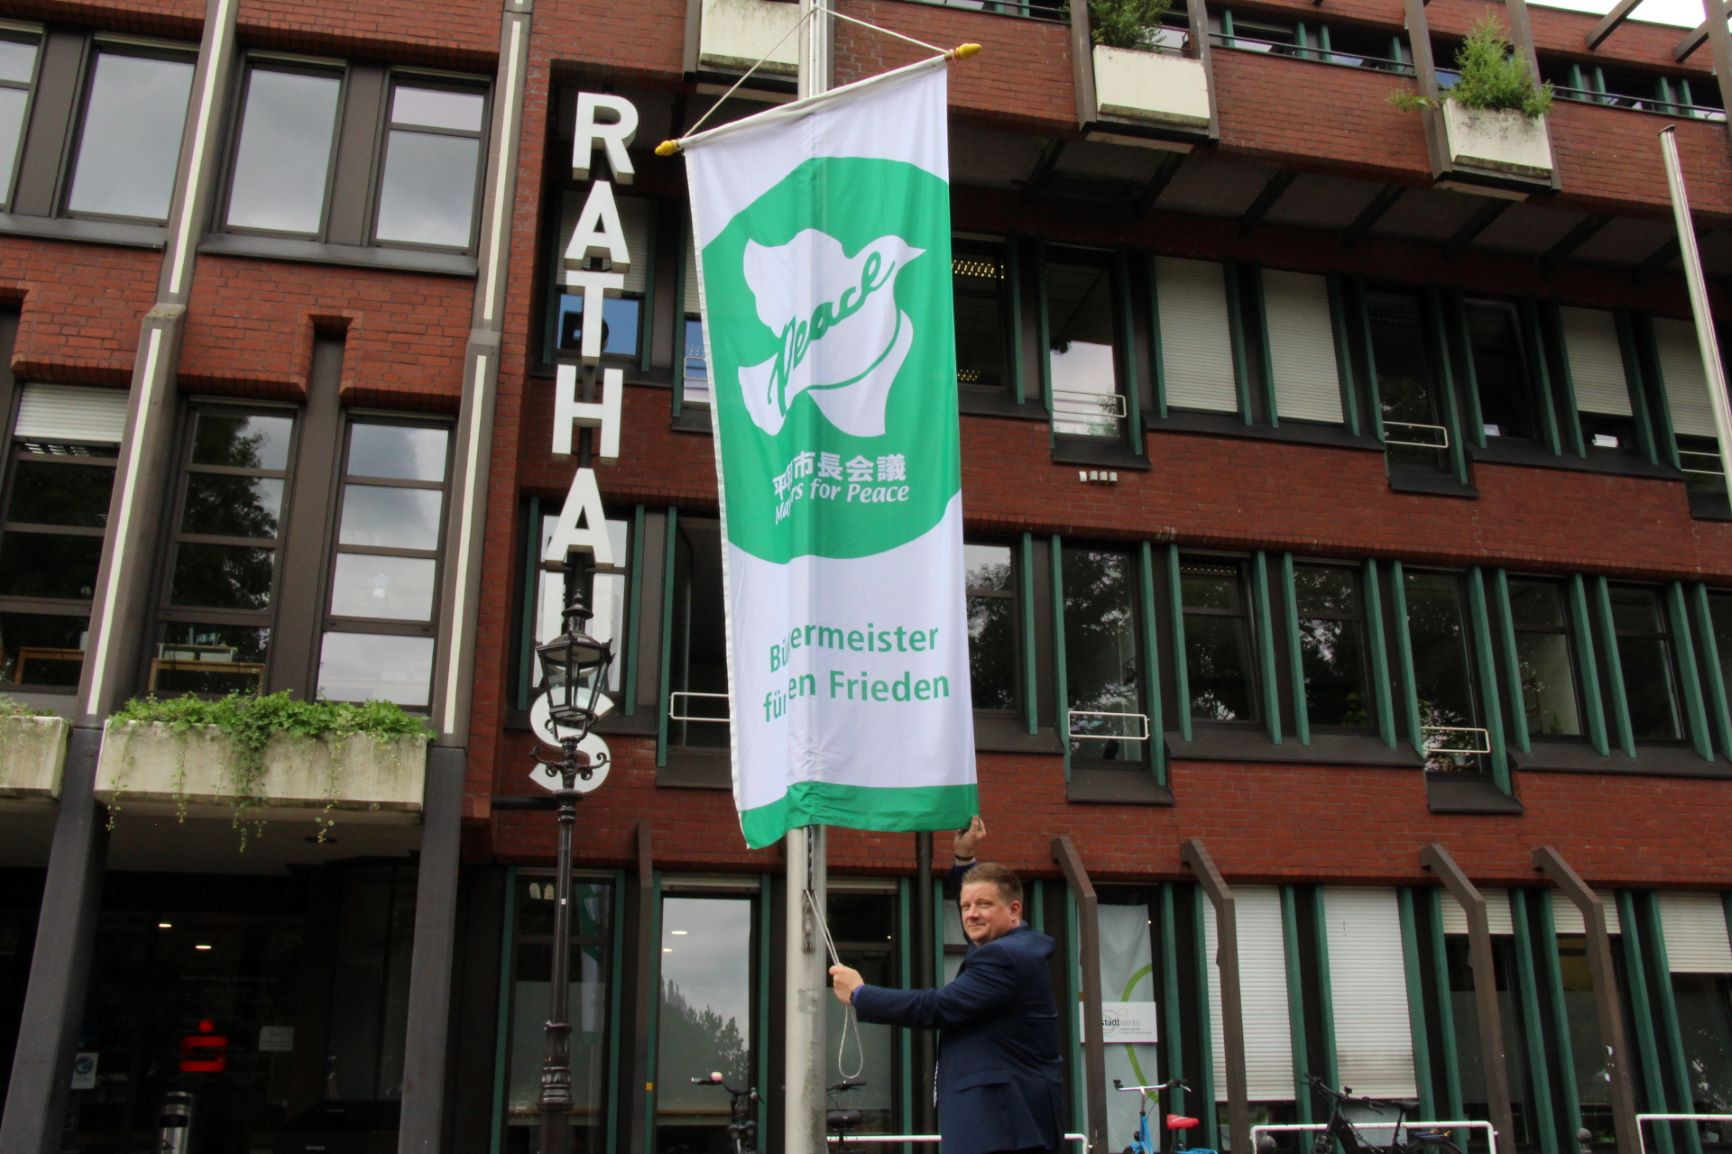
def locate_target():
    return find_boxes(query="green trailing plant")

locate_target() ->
[106,693,429,849]
[1388,16,1553,119]
[0,696,62,796]
[1077,0,1174,51]
[0,695,54,718]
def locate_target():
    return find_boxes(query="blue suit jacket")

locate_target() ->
[852,924,1064,1154]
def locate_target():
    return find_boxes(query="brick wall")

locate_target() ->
[0,239,162,385]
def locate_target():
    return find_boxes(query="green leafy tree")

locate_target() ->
[1077,0,1174,51]
[1389,16,1553,119]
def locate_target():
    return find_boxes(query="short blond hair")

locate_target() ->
[961,861,1022,906]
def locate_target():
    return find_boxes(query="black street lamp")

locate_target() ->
[534,567,614,1154]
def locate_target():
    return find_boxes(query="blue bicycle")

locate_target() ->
[1114,1077,1219,1154]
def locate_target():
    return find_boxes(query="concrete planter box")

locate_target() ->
[1092,44,1211,130]
[96,723,428,819]
[1441,100,1553,182]
[699,0,800,76]
[0,715,69,801]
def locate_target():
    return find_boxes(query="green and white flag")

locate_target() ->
[681,57,977,849]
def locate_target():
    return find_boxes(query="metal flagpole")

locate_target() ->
[785,15,832,1154]
[1659,124,1732,488]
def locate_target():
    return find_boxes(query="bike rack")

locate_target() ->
[1249,1119,1497,1152]
[825,1133,1090,1150]
[1636,1113,1732,1154]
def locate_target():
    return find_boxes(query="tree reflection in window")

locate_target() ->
[1180,558,1257,723]
[1294,563,1370,729]
[1508,579,1584,738]
[1403,571,1483,770]
[966,542,1017,711]
[1063,545,1142,761]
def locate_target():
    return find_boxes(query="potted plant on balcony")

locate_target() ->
[0,697,69,802]
[1084,0,1213,131]
[99,692,431,848]
[1390,16,1554,180]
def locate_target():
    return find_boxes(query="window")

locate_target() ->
[1046,248,1125,438]
[1179,557,1257,723]
[316,421,451,706]
[1293,563,1370,729]
[954,238,1011,395]
[556,193,650,359]
[1062,544,1145,761]
[1367,288,1450,471]
[0,385,126,690]
[656,890,759,1153]
[1464,299,1538,444]
[1158,256,1238,416]
[1097,888,1168,1146]
[668,516,730,746]
[826,886,899,1134]
[1651,316,1723,492]
[503,873,613,1152]
[1656,892,1732,1136]
[1706,590,1732,698]
[965,541,1018,711]
[1202,886,1294,1104]
[1436,892,1540,1149]
[0,32,38,209]
[154,407,294,695]
[1606,584,1681,742]
[221,59,488,252]
[372,80,485,249]
[1508,579,1585,739]
[1403,571,1486,769]
[682,229,710,407]
[1551,892,1626,1146]
[1560,306,1637,453]
[65,44,194,221]
[1263,269,1343,426]
[224,64,340,234]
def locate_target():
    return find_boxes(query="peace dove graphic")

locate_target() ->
[737,229,924,437]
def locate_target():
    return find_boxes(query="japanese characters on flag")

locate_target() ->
[680,57,978,848]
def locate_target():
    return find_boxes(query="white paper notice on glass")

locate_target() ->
[258,1025,295,1053]
[1079,1000,1159,1044]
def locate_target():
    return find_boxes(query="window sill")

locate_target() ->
[1170,726,1421,768]
[672,406,714,434]
[1387,468,1478,499]
[0,212,166,249]
[1051,435,1151,471]
[657,747,732,789]
[974,713,1063,754]
[1426,771,1524,814]
[1067,765,1173,805]
[1149,410,1383,453]
[199,232,478,277]
[1468,439,1682,483]
[1514,740,1729,778]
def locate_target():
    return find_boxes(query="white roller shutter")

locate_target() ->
[1657,891,1732,973]
[1323,888,1416,1099]
[1652,317,1718,439]
[1204,886,1295,1101]
[1561,306,1632,417]
[14,384,129,443]
[1263,269,1343,425]
[561,190,652,294]
[683,224,701,317]
[1549,891,1622,936]
[1439,888,1515,936]
[1157,256,1238,413]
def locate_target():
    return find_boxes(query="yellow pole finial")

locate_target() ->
[950,42,981,60]
[655,139,681,157]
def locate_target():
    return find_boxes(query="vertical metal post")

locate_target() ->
[540,785,579,1154]
[786,13,832,1154]
[1659,126,1732,489]
[1182,840,1252,1154]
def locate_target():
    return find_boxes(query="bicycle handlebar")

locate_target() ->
[1112,1077,1193,1095]
[1304,1074,1411,1113]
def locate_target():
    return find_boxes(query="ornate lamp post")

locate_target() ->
[534,570,614,1154]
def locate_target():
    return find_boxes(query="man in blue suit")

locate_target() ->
[828,848,1065,1154]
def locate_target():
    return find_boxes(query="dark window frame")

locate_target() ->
[1607,582,1686,745]
[953,235,1015,401]
[964,536,1023,717]
[1290,559,1376,734]
[1178,553,1261,728]
[0,26,43,212]
[315,413,455,708]
[1044,245,1134,447]
[368,71,488,253]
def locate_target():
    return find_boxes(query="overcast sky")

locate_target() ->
[1534,0,1707,29]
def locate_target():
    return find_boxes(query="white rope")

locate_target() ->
[804,888,865,1081]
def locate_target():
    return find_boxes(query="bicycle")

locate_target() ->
[691,1071,759,1154]
[825,1077,867,1153]
[1114,1076,1219,1154]
[1303,1074,1462,1154]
